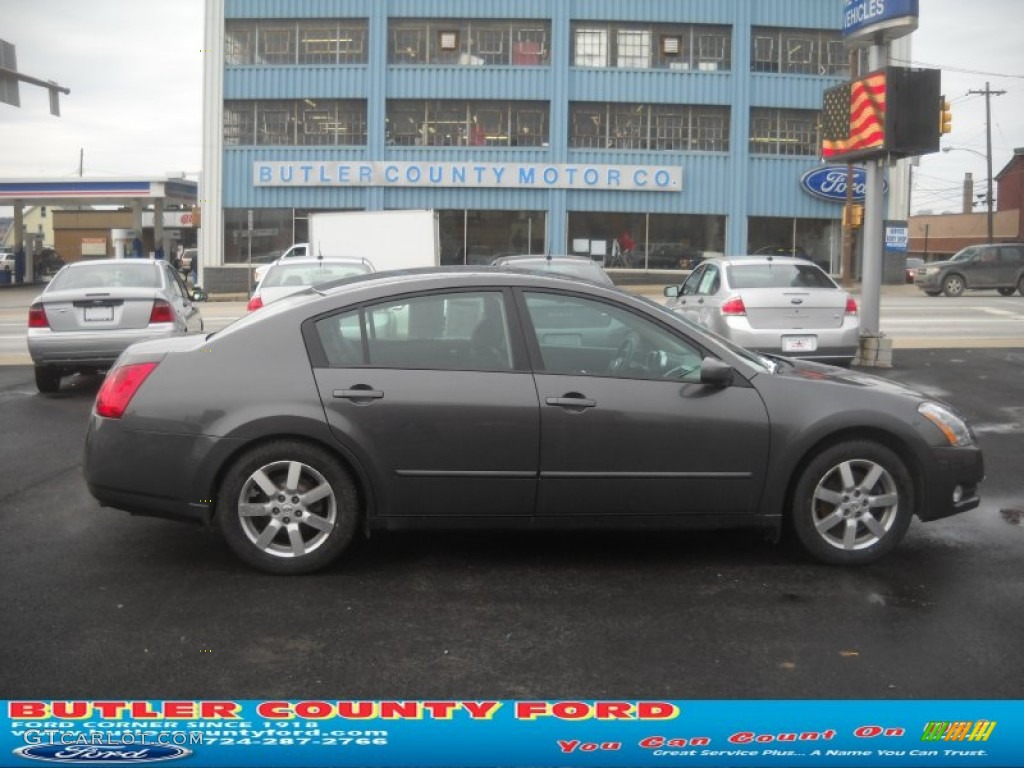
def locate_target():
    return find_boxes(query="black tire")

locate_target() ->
[35,366,62,394]
[997,287,1016,297]
[924,291,941,297]
[1017,275,1024,295]
[790,440,913,566]
[217,440,359,574]
[942,274,965,297]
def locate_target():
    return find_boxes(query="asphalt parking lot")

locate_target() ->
[0,345,1021,700]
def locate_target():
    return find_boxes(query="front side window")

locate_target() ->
[523,292,703,382]
[315,291,513,371]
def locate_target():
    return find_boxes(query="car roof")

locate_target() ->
[266,256,372,268]
[701,255,819,267]
[493,254,594,264]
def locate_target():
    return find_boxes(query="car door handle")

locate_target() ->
[545,394,596,410]
[333,386,384,402]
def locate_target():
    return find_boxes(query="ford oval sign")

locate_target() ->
[800,166,887,203]
[13,745,191,764]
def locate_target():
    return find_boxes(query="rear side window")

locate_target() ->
[1000,246,1024,264]
[315,290,514,371]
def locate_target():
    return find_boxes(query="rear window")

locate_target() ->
[48,262,161,291]
[727,263,835,290]
[263,262,372,288]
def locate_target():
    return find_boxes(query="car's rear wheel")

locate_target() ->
[790,440,913,565]
[942,274,965,297]
[34,366,62,394]
[217,441,359,574]
[997,287,1016,297]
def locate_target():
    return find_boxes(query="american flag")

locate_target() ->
[822,71,887,158]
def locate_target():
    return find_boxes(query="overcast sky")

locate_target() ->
[1,0,1021,217]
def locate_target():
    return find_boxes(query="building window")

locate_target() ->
[223,100,367,146]
[751,28,846,76]
[568,212,725,271]
[388,20,550,66]
[572,23,731,71]
[225,19,369,66]
[569,103,730,152]
[749,108,821,156]
[386,100,549,147]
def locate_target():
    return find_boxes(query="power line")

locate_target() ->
[889,57,1024,80]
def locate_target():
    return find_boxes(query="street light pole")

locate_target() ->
[942,145,994,243]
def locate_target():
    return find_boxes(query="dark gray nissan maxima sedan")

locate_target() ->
[83,269,984,574]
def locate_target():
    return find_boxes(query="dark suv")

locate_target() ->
[914,243,1024,297]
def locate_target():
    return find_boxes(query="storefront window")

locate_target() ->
[747,217,840,273]
[438,210,546,265]
[567,213,725,270]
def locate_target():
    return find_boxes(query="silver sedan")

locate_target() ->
[27,259,204,393]
[664,256,860,363]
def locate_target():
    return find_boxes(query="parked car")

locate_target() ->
[27,259,204,393]
[247,256,374,311]
[913,243,1024,297]
[492,254,614,286]
[663,256,859,364]
[83,268,982,574]
[253,243,309,285]
[904,257,925,284]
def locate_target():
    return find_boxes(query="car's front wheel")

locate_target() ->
[790,440,913,565]
[34,366,62,394]
[942,274,965,297]
[997,287,1016,297]
[217,441,360,574]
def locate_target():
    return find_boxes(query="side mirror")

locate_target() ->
[699,357,734,387]
[191,287,208,302]
[663,285,680,298]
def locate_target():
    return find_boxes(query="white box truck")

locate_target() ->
[307,209,440,271]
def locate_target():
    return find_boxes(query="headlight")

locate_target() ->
[918,402,975,447]
[925,266,941,275]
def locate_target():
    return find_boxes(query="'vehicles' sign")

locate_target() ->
[842,0,919,45]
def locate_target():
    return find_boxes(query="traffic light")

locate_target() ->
[843,204,864,229]
[939,96,953,135]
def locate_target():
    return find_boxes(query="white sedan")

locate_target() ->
[663,255,860,364]
[247,256,374,311]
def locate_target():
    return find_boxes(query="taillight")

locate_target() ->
[720,296,747,316]
[246,295,264,312]
[95,362,159,419]
[845,297,858,315]
[148,299,174,324]
[28,303,49,328]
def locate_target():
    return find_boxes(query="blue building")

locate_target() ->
[200,0,907,289]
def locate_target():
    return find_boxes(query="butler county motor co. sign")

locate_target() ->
[253,161,682,192]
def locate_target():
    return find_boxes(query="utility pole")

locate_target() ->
[967,82,1006,243]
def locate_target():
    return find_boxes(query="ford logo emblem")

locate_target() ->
[799,166,888,203]
[13,745,191,764]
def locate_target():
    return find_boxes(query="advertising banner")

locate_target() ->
[3,700,1022,767]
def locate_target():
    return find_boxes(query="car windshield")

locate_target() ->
[262,262,371,288]
[48,262,161,291]
[727,262,836,290]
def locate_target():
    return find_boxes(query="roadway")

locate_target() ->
[1,282,1023,366]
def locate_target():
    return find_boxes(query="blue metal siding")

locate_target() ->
[220,0,849,254]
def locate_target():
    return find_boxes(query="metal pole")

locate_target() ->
[985,81,995,243]
[859,42,887,337]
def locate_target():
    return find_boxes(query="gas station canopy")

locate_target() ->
[0,177,197,208]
